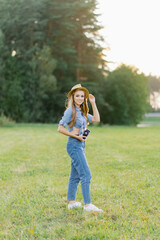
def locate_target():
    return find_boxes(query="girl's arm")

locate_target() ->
[58,125,86,141]
[89,94,100,122]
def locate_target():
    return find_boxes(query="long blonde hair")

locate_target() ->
[65,89,89,128]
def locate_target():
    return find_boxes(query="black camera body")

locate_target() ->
[82,128,90,138]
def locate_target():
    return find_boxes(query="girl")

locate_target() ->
[58,84,103,212]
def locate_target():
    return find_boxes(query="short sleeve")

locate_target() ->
[87,113,93,123]
[59,107,72,127]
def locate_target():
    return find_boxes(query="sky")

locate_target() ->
[97,0,160,77]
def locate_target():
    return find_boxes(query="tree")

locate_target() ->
[101,65,149,125]
[0,0,106,122]
[47,0,106,118]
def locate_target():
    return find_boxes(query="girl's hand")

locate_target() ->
[89,94,95,104]
[76,135,86,142]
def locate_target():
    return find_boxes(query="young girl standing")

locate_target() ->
[58,84,103,212]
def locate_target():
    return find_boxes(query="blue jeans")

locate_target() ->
[67,138,92,204]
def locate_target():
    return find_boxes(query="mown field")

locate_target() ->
[0,123,160,240]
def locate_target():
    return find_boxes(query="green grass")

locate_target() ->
[0,124,160,239]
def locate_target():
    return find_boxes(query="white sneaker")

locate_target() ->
[83,204,103,212]
[68,202,82,210]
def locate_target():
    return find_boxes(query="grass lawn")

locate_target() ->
[0,123,160,239]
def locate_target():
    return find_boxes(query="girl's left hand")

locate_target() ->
[89,94,95,104]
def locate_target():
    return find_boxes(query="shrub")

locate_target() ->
[0,113,15,127]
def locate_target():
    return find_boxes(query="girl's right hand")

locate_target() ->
[76,135,86,142]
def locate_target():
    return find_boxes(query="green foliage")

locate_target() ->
[36,46,57,93]
[0,55,29,121]
[0,0,106,122]
[0,113,15,127]
[101,65,149,125]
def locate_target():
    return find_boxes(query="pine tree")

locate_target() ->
[0,0,106,122]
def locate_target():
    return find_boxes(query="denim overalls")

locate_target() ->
[59,106,93,204]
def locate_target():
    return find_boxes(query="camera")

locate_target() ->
[82,128,91,138]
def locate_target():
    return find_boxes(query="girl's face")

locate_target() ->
[74,90,85,107]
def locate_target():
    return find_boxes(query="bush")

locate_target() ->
[0,113,15,127]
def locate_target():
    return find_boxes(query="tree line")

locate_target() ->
[0,0,150,125]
